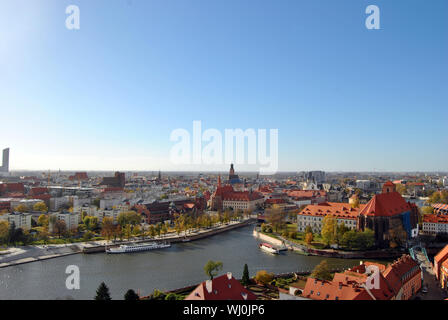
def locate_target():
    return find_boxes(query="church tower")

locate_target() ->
[382,181,396,194]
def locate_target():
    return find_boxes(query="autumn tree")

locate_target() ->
[101,217,116,241]
[38,214,49,227]
[53,220,67,238]
[0,220,9,245]
[14,204,28,213]
[305,232,314,246]
[311,260,332,281]
[321,215,337,246]
[254,270,274,285]
[33,202,48,213]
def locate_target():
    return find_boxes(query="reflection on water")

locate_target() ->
[0,226,361,300]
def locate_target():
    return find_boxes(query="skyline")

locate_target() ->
[1,0,447,172]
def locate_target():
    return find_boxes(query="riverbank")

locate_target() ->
[0,218,255,268]
[253,229,404,259]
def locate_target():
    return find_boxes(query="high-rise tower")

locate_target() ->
[0,148,9,173]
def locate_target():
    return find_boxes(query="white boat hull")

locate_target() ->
[106,242,171,254]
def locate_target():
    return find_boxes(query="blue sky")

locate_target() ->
[1,0,447,172]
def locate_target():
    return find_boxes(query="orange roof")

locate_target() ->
[299,202,365,219]
[360,192,410,217]
[423,214,448,224]
[301,277,373,300]
[434,245,448,266]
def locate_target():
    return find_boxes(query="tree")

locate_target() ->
[38,214,49,227]
[241,264,250,286]
[14,204,28,213]
[254,270,274,285]
[33,202,48,213]
[54,220,67,238]
[305,225,313,234]
[311,260,332,281]
[124,289,139,301]
[305,232,313,246]
[266,209,286,233]
[117,211,141,227]
[321,215,337,246]
[395,184,407,195]
[0,220,9,245]
[204,260,223,280]
[95,282,111,300]
[101,217,116,241]
[421,206,434,215]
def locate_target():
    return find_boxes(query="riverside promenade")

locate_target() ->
[0,218,255,268]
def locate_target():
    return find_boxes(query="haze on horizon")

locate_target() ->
[1,0,447,173]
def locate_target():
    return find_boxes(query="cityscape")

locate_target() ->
[1,0,448,313]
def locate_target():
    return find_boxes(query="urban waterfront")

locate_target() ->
[0,226,362,300]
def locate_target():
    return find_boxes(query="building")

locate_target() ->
[298,255,421,300]
[185,273,257,300]
[358,181,420,247]
[286,190,327,207]
[0,212,32,230]
[100,172,125,188]
[434,245,448,290]
[69,172,88,181]
[0,148,9,173]
[49,211,80,232]
[422,214,448,235]
[432,203,448,215]
[299,171,326,184]
[228,163,241,184]
[297,202,364,233]
[382,255,422,300]
[209,176,264,211]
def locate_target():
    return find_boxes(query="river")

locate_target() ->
[0,226,363,300]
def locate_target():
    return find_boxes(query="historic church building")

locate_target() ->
[358,181,420,247]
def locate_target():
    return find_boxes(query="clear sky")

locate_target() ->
[1,0,447,172]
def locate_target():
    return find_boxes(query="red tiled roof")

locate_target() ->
[423,214,448,224]
[299,202,364,219]
[185,273,257,300]
[359,192,410,217]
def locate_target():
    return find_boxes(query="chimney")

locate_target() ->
[227,272,232,280]
[205,280,213,294]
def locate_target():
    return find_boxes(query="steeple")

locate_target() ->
[218,175,221,188]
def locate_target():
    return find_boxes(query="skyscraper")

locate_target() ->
[0,148,9,173]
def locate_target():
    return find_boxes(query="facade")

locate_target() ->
[434,245,448,290]
[0,212,32,230]
[297,202,364,233]
[286,190,327,207]
[185,273,257,300]
[422,214,448,235]
[50,211,80,232]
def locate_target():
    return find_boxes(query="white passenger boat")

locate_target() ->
[259,243,279,254]
[106,242,171,254]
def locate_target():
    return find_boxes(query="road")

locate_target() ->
[414,251,448,300]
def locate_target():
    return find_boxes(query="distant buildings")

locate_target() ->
[0,148,9,173]
[422,214,448,235]
[185,273,257,300]
[100,171,125,188]
[298,171,326,184]
[49,211,80,232]
[69,172,88,181]
[0,212,32,230]
[209,176,264,212]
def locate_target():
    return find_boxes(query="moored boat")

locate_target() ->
[106,242,171,254]
[259,242,279,254]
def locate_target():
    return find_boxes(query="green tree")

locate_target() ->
[305,232,314,246]
[241,264,250,286]
[204,260,223,280]
[124,289,139,301]
[117,211,141,227]
[94,282,111,300]
[311,260,332,281]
